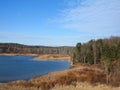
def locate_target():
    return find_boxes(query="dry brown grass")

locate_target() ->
[52,82,120,90]
[0,64,119,90]
[34,54,70,60]
[108,61,120,86]
[0,85,40,90]
[1,82,120,90]
[0,65,108,90]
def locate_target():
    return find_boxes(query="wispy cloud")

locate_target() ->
[0,31,109,46]
[53,0,120,36]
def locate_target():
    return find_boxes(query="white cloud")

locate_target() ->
[54,0,120,36]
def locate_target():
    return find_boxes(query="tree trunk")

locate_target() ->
[106,73,109,84]
[83,56,86,63]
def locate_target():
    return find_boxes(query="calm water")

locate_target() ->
[0,56,70,82]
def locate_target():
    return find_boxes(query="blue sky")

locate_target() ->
[0,0,120,46]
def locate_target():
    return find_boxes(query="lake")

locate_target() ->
[0,56,70,82]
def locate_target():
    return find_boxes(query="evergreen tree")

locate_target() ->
[72,43,81,63]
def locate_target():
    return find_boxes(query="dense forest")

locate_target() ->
[72,36,120,85]
[0,43,73,55]
[72,36,120,64]
[72,37,120,64]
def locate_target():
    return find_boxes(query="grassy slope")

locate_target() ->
[52,82,120,90]
[0,83,120,90]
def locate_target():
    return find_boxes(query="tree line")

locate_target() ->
[72,36,120,64]
[0,43,73,55]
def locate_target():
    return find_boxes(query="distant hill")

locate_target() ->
[0,43,74,55]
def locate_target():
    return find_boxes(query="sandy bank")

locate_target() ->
[34,54,71,61]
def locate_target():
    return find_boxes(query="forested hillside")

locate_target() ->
[72,36,120,85]
[72,36,120,64]
[0,43,73,55]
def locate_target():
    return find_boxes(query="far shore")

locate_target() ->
[0,53,71,61]
[0,53,38,56]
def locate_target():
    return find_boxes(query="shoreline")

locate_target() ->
[2,65,119,90]
[0,53,73,69]
[0,55,120,90]
[0,53,71,61]
[0,53,72,83]
[0,53,38,56]
[34,54,71,61]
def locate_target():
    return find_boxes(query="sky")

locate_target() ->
[0,0,120,46]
